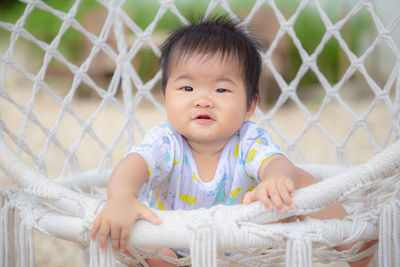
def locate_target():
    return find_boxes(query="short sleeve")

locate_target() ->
[240,122,284,181]
[127,125,175,186]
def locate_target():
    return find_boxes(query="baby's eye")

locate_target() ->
[215,88,228,93]
[181,86,193,92]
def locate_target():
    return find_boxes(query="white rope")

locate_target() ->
[0,204,13,267]
[89,235,115,267]
[0,140,397,265]
[0,197,4,267]
[18,222,30,267]
[0,136,101,218]
[286,238,312,267]
[188,215,217,267]
[0,191,39,267]
[378,201,400,267]
[17,204,36,267]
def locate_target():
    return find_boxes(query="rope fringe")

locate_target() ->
[0,204,15,267]
[189,216,217,267]
[89,235,115,267]
[379,201,400,267]
[0,202,36,267]
[286,238,312,267]
[18,222,36,267]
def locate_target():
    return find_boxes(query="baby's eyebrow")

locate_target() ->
[174,74,193,82]
[215,77,237,86]
[173,74,237,86]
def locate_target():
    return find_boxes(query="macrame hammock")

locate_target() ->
[1,0,399,266]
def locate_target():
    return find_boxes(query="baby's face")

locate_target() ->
[164,52,257,147]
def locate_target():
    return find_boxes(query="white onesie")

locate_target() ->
[128,121,284,211]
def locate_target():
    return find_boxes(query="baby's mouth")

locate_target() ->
[196,115,211,120]
[194,114,214,122]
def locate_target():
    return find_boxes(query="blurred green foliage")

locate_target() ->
[123,0,255,30]
[278,2,369,85]
[0,0,369,85]
[0,0,99,61]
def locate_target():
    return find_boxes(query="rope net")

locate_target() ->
[0,0,399,266]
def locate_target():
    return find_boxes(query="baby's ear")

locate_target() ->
[246,95,259,116]
[244,97,258,122]
[162,87,167,102]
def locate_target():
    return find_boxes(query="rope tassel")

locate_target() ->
[190,225,217,267]
[18,222,36,267]
[286,238,312,267]
[379,201,400,267]
[0,204,16,267]
[0,203,7,267]
[89,235,115,267]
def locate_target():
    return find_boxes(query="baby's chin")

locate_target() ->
[184,133,235,148]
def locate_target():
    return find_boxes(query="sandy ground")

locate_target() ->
[1,47,395,266]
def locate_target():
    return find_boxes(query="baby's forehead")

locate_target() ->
[169,50,242,70]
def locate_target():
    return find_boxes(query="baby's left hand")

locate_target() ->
[242,176,295,213]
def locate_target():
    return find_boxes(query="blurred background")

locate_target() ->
[0,0,399,266]
[1,0,399,100]
[1,0,399,169]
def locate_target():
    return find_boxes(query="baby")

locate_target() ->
[90,16,376,267]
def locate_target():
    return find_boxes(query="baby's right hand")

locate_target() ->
[90,195,162,252]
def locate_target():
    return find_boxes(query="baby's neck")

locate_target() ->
[186,139,227,183]
[186,139,226,158]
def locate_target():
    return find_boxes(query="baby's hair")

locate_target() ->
[159,15,261,108]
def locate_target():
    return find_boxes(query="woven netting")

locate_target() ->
[0,0,400,266]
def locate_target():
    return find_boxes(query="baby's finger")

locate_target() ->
[258,190,273,210]
[119,228,131,252]
[99,223,110,251]
[242,190,256,204]
[268,186,284,213]
[90,217,101,240]
[279,187,294,209]
[277,180,294,209]
[285,179,295,197]
[140,208,162,225]
[110,226,121,252]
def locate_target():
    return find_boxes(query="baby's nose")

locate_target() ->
[194,92,213,107]
[195,96,212,107]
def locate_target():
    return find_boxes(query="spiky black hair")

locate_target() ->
[159,15,261,108]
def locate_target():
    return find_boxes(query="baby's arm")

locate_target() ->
[90,153,161,252]
[243,154,296,212]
